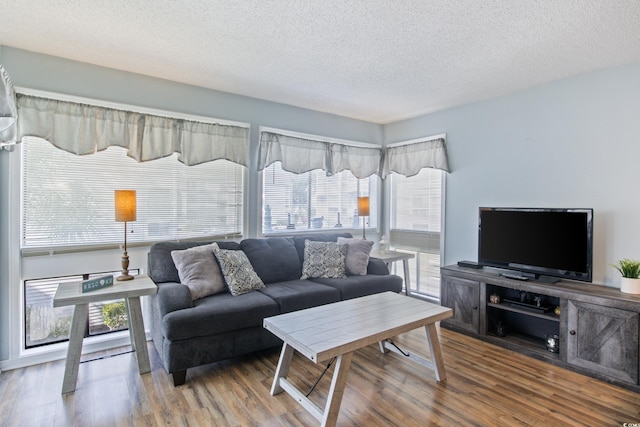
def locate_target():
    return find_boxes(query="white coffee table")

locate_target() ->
[263,291,453,427]
[53,275,157,394]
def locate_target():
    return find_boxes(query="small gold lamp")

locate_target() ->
[357,196,370,240]
[115,190,136,281]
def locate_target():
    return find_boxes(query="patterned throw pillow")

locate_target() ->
[171,243,226,300]
[213,247,265,296]
[300,240,347,279]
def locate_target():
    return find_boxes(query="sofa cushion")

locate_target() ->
[240,237,301,284]
[213,247,265,296]
[300,240,347,279]
[337,237,374,276]
[258,279,341,313]
[171,243,226,300]
[149,240,241,284]
[310,274,403,300]
[292,232,353,264]
[162,291,280,340]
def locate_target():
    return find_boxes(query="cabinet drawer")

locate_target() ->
[441,276,480,334]
[566,300,639,385]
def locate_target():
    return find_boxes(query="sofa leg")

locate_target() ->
[172,370,187,386]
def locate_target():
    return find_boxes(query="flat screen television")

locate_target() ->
[478,207,593,283]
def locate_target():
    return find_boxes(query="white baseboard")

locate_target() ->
[0,331,150,371]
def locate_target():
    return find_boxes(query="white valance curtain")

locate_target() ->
[258,131,383,179]
[258,130,449,179]
[383,137,449,176]
[16,94,250,166]
[0,65,17,146]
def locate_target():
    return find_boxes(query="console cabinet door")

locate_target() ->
[441,276,480,333]
[566,300,639,385]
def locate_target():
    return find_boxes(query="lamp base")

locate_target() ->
[118,250,134,281]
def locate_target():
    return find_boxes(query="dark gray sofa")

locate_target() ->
[147,232,403,385]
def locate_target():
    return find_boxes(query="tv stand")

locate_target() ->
[440,265,640,392]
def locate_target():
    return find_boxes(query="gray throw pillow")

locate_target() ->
[300,240,347,279]
[337,237,374,275]
[213,247,265,296]
[171,243,226,300]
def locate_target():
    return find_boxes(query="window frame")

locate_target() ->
[386,166,446,301]
[12,87,251,358]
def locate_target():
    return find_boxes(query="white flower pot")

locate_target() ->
[620,277,640,294]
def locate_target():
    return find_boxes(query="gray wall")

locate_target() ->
[385,60,640,286]
[2,45,639,362]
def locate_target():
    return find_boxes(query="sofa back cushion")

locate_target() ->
[240,237,301,284]
[148,240,241,284]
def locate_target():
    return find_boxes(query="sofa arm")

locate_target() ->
[155,282,193,316]
[367,257,390,275]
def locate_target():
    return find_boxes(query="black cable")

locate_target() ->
[386,339,410,357]
[305,357,336,397]
[79,349,134,364]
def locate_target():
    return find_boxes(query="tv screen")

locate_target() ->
[478,207,593,282]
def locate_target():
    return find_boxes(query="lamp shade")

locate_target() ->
[115,190,137,222]
[357,196,370,216]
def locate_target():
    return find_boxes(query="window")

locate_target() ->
[22,137,244,251]
[262,162,378,234]
[24,270,139,349]
[389,168,444,299]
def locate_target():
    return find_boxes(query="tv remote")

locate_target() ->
[457,260,483,269]
[501,273,529,281]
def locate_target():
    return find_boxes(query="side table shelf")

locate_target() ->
[487,302,560,322]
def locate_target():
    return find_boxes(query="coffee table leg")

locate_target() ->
[271,343,294,395]
[322,352,353,427]
[61,303,89,394]
[424,324,447,382]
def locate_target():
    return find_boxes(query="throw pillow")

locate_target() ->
[337,237,374,275]
[300,240,347,279]
[213,247,265,296]
[171,243,226,300]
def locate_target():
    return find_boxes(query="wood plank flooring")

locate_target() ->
[0,327,638,426]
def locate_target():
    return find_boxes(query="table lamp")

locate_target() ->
[115,190,136,281]
[357,196,370,240]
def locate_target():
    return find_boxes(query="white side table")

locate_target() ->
[53,275,157,394]
[370,250,415,295]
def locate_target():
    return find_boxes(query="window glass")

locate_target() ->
[262,162,377,234]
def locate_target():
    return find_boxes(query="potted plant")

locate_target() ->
[611,258,640,294]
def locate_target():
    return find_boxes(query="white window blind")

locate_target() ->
[391,168,443,234]
[22,137,244,251]
[263,162,377,234]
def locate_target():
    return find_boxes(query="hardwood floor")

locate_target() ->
[0,327,638,426]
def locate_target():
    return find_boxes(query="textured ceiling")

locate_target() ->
[2,0,640,124]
